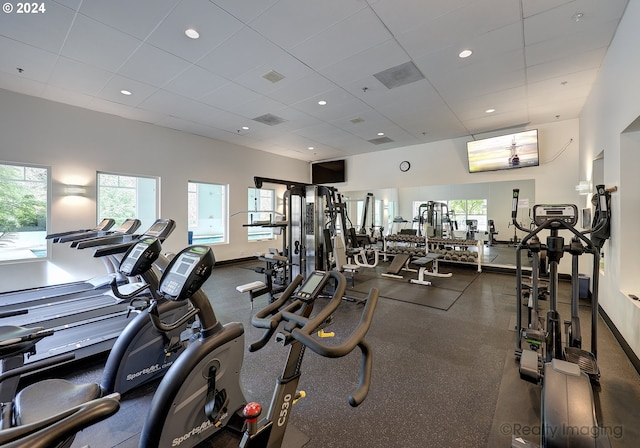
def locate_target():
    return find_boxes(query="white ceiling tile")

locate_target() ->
[48,57,114,95]
[233,52,315,96]
[61,14,142,72]
[289,8,392,70]
[368,0,470,34]
[146,0,244,63]
[0,37,58,83]
[522,0,573,18]
[118,43,191,88]
[396,0,521,59]
[42,85,95,108]
[0,71,45,97]
[97,75,159,107]
[249,0,366,50]
[211,0,280,23]
[527,47,606,83]
[320,39,407,86]
[197,26,286,80]
[163,65,228,100]
[266,73,336,106]
[200,82,262,110]
[75,0,180,40]
[525,20,618,67]
[0,1,75,53]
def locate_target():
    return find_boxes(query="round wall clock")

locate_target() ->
[399,160,411,172]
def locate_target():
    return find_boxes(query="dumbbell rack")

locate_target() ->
[382,235,483,272]
[425,237,483,273]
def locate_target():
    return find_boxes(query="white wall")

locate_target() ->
[579,0,640,359]
[0,89,309,292]
[340,119,580,204]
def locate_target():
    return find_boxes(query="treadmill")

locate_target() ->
[1,219,176,366]
[0,219,141,310]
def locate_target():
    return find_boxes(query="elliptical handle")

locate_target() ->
[511,189,519,221]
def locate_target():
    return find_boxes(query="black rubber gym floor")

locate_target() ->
[58,259,640,447]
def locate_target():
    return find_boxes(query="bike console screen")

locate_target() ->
[158,245,215,301]
[293,271,331,302]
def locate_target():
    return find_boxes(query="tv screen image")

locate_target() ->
[467,129,539,173]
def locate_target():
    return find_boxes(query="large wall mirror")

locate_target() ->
[341,179,535,268]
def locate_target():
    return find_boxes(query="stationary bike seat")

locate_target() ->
[0,325,45,358]
[14,379,101,425]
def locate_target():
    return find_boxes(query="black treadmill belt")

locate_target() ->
[0,281,94,306]
[27,311,135,363]
[4,293,122,326]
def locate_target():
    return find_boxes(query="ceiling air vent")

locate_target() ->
[262,70,285,83]
[350,117,365,124]
[368,137,394,145]
[373,61,425,89]
[253,113,287,126]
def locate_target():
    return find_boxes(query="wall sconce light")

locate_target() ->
[64,185,87,196]
[575,180,591,195]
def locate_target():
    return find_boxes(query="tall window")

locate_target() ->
[97,172,158,231]
[0,162,49,262]
[247,188,276,241]
[188,182,227,245]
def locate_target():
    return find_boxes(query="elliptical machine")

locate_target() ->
[511,186,612,448]
[135,244,378,447]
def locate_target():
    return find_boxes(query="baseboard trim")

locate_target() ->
[215,256,258,266]
[599,305,640,376]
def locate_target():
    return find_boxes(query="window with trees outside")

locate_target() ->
[188,181,227,244]
[247,188,277,241]
[97,172,158,232]
[0,162,49,262]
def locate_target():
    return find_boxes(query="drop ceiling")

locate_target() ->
[0,0,629,162]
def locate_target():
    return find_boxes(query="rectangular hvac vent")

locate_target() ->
[253,113,288,126]
[262,70,285,83]
[368,137,394,145]
[373,61,425,89]
[350,117,365,124]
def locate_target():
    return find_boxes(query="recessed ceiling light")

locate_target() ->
[318,100,327,106]
[459,49,473,58]
[242,126,249,130]
[572,12,584,22]
[377,132,385,136]
[185,28,200,39]
[120,90,132,96]
[308,146,314,150]
[485,108,495,113]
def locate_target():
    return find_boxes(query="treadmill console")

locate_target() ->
[119,237,162,276]
[158,245,215,301]
[293,271,331,302]
[532,204,578,227]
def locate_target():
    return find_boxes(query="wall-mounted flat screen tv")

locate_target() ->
[312,159,346,184]
[467,129,539,173]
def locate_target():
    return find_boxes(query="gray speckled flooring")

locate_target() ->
[57,260,640,448]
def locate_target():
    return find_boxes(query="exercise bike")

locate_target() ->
[98,236,195,395]
[0,315,120,447]
[132,244,378,447]
[511,186,612,448]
